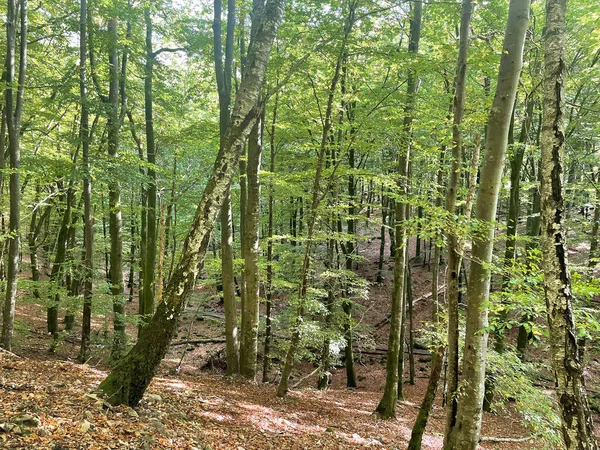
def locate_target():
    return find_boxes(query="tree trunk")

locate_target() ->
[98,0,285,407]
[447,1,530,448]
[262,87,278,383]
[375,0,422,419]
[141,0,157,325]
[1,0,27,351]
[214,0,238,375]
[540,0,598,447]
[377,192,387,285]
[78,0,93,361]
[240,115,263,380]
[495,96,534,353]
[107,16,126,362]
[443,0,473,437]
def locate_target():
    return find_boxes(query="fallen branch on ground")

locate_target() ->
[480,436,533,443]
[170,338,226,346]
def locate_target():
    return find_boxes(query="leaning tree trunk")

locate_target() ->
[446,1,530,448]
[375,0,422,419]
[1,0,27,351]
[540,0,598,447]
[98,0,285,407]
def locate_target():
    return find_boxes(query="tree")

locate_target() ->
[540,0,598,447]
[443,0,473,436]
[1,0,27,351]
[375,0,422,419]
[97,0,285,406]
[446,0,530,447]
[213,0,239,376]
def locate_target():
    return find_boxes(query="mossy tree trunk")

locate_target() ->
[98,0,285,407]
[540,0,598,447]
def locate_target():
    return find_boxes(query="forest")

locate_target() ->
[0,0,599,448]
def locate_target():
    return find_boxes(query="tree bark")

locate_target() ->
[98,0,285,406]
[447,1,530,448]
[443,0,473,437]
[262,87,278,383]
[540,0,598,447]
[375,0,422,419]
[495,96,534,353]
[141,0,157,324]
[240,114,263,379]
[78,0,94,358]
[1,0,27,351]
[214,0,238,375]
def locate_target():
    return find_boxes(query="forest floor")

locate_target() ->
[1,226,596,449]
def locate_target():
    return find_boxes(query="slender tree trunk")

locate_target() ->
[343,61,357,388]
[447,1,530,448]
[377,192,387,285]
[240,115,263,379]
[141,0,157,324]
[48,184,75,340]
[589,170,599,268]
[214,0,238,375]
[98,0,285,406]
[495,97,534,353]
[541,0,598,447]
[375,0,422,419]
[107,16,126,362]
[127,194,136,303]
[318,235,336,390]
[78,0,93,357]
[407,263,415,385]
[443,0,473,437]
[1,0,27,351]
[262,87,278,383]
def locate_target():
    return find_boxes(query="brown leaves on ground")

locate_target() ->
[1,349,538,450]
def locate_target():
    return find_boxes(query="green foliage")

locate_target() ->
[486,350,562,449]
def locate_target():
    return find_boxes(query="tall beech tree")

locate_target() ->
[240,115,263,380]
[375,0,422,419]
[540,0,598,447]
[140,0,157,324]
[446,0,530,447]
[443,0,473,436]
[98,0,285,406]
[1,0,27,351]
[214,0,238,376]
